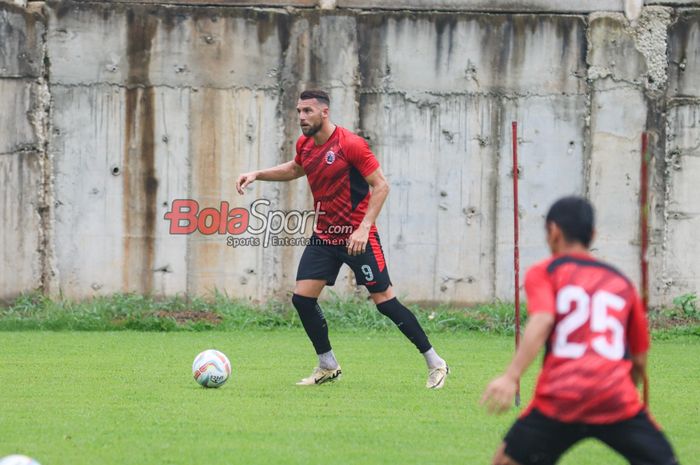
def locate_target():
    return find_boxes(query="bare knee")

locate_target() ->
[370,286,395,305]
[294,279,326,298]
[492,442,521,465]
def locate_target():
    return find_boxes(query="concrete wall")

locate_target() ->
[0,4,47,299]
[1,0,699,305]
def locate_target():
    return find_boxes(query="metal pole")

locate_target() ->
[512,121,521,407]
[640,131,650,407]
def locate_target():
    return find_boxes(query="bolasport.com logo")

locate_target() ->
[163,199,353,247]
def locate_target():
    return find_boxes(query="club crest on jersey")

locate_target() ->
[325,151,336,165]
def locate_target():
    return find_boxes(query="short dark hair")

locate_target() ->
[299,89,330,106]
[545,196,595,247]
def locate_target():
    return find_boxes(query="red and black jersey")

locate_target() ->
[523,252,649,424]
[294,126,380,242]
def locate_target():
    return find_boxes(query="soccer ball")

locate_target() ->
[0,456,41,465]
[192,349,231,388]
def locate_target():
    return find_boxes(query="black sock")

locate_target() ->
[376,297,432,353]
[292,294,332,355]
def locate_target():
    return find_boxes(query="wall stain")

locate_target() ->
[434,13,457,71]
[123,7,158,293]
[50,0,74,20]
[667,10,699,97]
[253,9,276,45]
[489,97,504,300]
[186,87,223,294]
[357,13,389,90]
[276,10,292,54]
[0,2,45,78]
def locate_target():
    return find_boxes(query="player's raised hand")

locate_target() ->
[236,171,258,195]
[481,374,517,414]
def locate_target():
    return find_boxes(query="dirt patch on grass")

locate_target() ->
[154,311,223,325]
[649,314,699,331]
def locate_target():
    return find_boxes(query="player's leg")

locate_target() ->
[500,409,583,465]
[591,410,679,465]
[492,442,522,465]
[346,231,449,388]
[370,286,448,388]
[293,242,343,385]
[293,279,333,364]
[370,286,432,353]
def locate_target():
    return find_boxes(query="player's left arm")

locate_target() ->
[347,167,389,256]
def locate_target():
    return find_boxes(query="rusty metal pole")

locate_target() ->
[512,121,521,407]
[640,131,650,407]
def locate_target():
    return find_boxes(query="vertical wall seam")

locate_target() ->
[36,5,56,296]
[655,8,679,303]
[582,12,593,199]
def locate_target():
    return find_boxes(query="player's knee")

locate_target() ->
[294,279,325,298]
[370,287,394,305]
[492,453,512,465]
[492,443,521,465]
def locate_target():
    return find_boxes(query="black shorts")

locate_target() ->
[504,408,679,465]
[296,232,392,293]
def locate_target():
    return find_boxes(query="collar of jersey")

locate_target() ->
[311,126,339,148]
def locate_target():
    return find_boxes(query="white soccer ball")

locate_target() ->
[0,456,41,465]
[192,349,231,388]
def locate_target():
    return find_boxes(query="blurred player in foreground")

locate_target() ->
[236,90,449,389]
[482,196,679,465]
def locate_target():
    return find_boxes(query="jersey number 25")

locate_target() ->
[553,285,626,360]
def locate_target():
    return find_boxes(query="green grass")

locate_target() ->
[0,292,526,334]
[2,292,698,337]
[0,331,697,465]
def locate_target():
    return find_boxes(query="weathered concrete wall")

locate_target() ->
[2,1,699,305]
[662,9,700,303]
[357,13,588,302]
[64,0,700,12]
[587,8,672,291]
[0,4,47,300]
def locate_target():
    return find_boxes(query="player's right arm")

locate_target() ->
[631,353,647,386]
[481,263,556,414]
[481,313,555,414]
[236,160,305,195]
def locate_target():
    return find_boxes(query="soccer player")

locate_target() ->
[236,90,449,389]
[481,196,679,465]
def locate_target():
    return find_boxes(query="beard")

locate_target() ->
[301,121,322,136]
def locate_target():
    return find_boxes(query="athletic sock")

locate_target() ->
[422,347,446,369]
[292,294,332,355]
[318,350,339,370]
[376,297,432,353]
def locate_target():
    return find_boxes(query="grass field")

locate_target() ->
[1,330,698,465]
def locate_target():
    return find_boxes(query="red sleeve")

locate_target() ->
[627,290,650,355]
[294,137,304,166]
[524,262,556,316]
[344,135,380,177]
